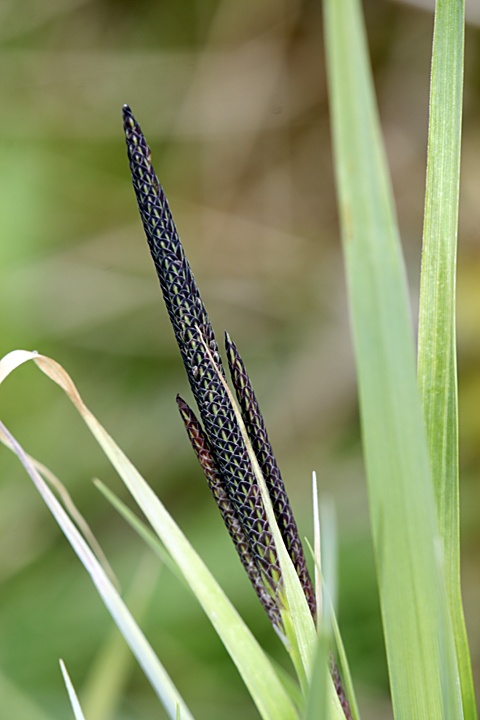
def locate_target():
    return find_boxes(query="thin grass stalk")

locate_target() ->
[417,0,476,716]
[59,660,86,720]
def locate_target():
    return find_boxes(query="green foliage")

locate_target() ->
[0,0,477,719]
[324,0,472,717]
[418,1,476,717]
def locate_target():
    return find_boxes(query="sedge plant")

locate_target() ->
[0,0,477,718]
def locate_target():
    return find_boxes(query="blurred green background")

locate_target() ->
[0,0,479,718]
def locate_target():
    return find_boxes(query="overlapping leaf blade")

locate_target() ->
[0,350,299,720]
[323,0,463,717]
[418,1,476,717]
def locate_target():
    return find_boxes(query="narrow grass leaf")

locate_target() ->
[312,471,322,630]
[418,1,476,717]
[323,0,463,717]
[303,634,329,720]
[267,658,304,712]
[59,660,86,720]
[319,496,337,627]
[36,460,119,592]
[308,495,360,720]
[330,604,361,720]
[0,416,195,720]
[0,350,299,720]
[94,479,189,591]
[81,553,160,720]
[0,431,119,592]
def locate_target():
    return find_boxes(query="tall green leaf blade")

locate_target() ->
[0,418,195,720]
[303,634,328,720]
[0,350,299,720]
[323,0,463,718]
[418,1,476,717]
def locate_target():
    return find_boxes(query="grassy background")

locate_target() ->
[0,1,479,718]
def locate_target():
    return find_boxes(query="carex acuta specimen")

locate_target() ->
[122,104,351,718]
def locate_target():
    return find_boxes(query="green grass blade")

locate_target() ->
[323,0,463,718]
[94,478,189,591]
[267,658,303,711]
[307,499,361,720]
[313,487,361,720]
[0,350,299,720]
[330,603,360,720]
[35,460,120,592]
[418,1,476,717]
[59,660,86,720]
[303,634,328,720]
[81,553,160,720]
[0,417,196,720]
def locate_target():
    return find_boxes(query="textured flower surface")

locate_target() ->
[123,104,352,718]
[122,103,315,622]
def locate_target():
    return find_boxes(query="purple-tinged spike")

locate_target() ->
[330,652,353,720]
[225,331,316,618]
[176,395,283,630]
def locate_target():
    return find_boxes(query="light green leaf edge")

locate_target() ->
[0,414,195,720]
[330,600,360,720]
[0,350,299,720]
[323,0,463,718]
[59,660,86,720]
[418,1,476,717]
[312,472,322,630]
[305,533,361,718]
[303,634,329,720]
[310,474,361,720]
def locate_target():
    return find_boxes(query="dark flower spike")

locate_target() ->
[123,105,282,597]
[122,104,220,387]
[176,394,283,630]
[225,332,316,618]
[123,104,351,718]
[331,653,353,720]
[192,328,282,595]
